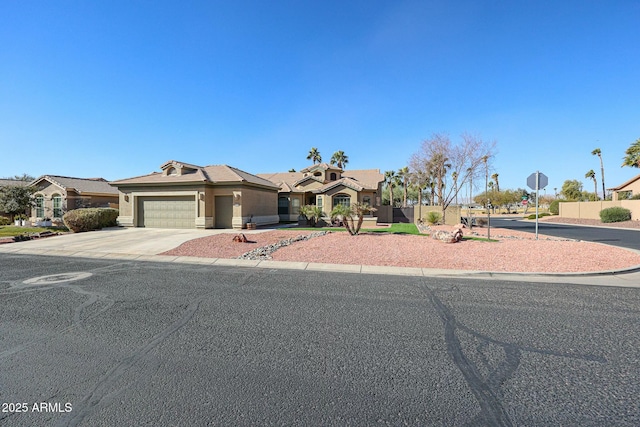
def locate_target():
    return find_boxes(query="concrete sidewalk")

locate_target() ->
[2,227,640,288]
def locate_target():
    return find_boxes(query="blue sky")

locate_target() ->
[1,0,639,197]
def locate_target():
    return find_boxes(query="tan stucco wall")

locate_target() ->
[116,183,279,229]
[415,205,462,225]
[559,200,640,220]
[238,187,279,226]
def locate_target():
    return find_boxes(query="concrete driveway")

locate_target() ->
[1,227,268,256]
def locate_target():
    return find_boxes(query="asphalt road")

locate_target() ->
[489,217,640,251]
[2,255,640,426]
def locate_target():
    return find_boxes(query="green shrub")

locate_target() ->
[631,194,640,200]
[599,207,632,223]
[0,217,11,226]
[549,199,567,215]
[424,211,442,225]
[526,212,551,220]
[63,208,119,232]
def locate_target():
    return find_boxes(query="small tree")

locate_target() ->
[0,185,35,220]
[330,203,376,236]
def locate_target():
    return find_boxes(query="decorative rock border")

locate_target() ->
[237,231,330,260]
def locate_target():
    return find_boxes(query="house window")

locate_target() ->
[363,196,371,206]
[333,194,351,207]
[317,196,323,209]
[292,198,300,215]
[330,172,337,181]
[167,167,177,176]
[53,195,63,218]
[313,171,322,177]
[35,195,44,218]
[278,197,289,215]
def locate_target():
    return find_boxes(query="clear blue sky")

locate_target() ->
[2,1,639,197]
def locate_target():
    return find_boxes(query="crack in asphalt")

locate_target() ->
[421,282,607,427]
[56,297,203,427]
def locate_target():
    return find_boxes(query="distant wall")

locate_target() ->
[414,205,462,225]
[559,200,640,220]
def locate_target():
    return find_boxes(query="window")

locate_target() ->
[317,196,323,209]
[330,172,337,181]
[363,196,371,206]
[35,195,44,218]
[292,198,300,215]
[278,197,289,215]
[167,167,177,176]
[53,195,63,218]
[333,194,351,207]
[313,171,322,177]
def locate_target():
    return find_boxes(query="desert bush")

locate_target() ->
[599,207,632,223]
[526,212,551,220]
[424,211,442,225]
[63,208,119,232]
[0,217,10,226]
[549,199,567,215]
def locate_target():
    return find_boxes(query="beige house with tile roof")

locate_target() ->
[30,175,119,222]
[111,160,280,229]
[608,173,640,201]
[258,163,384,222]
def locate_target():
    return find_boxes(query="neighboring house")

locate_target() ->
[110,160,280,229]
[608,173,640,201]
[257,163,384,222]
[29,175,120,222]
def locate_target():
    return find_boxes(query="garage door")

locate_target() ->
[215,196,233,228]
[138,196,196,229]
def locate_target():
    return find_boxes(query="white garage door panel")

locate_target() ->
[139,196,196,229]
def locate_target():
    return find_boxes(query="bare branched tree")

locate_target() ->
[409,133,496,222]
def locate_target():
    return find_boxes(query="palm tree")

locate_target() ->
[491,173,500,192]
[397,166,410,207]
[330,202,376,235]
[451,171,459,205]
[622,138,640,168]
[482,155,489,207]
[329,151,349,169]
[591,148,605,199]
[306,147,322,164]
[585,170,598,199]
[384,170,396,206]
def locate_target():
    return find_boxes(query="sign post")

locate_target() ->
[527,171,548,240]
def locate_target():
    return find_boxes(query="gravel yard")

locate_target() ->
[161,224,640,273]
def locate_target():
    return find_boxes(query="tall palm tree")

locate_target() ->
[397,166,410,207]
[622,138,640,168]
[585,170,598,199]
[591,148,605,199]
[306,147,322,164]
[482,155,489,207]
[490,173,500,192]
[330,151,349,169]
[384,170,396,206]
[452,171,459,205]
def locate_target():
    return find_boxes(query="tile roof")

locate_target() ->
[0,179,31,187]
[607,173,640,191]
[111,161,279,189]
[31,175,119,195]
[257,169,383,192]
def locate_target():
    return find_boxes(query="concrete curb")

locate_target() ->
[3,246,640,284]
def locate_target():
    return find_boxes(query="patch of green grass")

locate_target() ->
[0,226,66,238]
[291,223,424,235]
[463,236,499,242]
[363,223,423,235]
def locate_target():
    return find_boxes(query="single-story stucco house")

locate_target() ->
[608,173,640,200]
[257,162,384,222]
[110,160,280,229]
[30,175,119,222]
